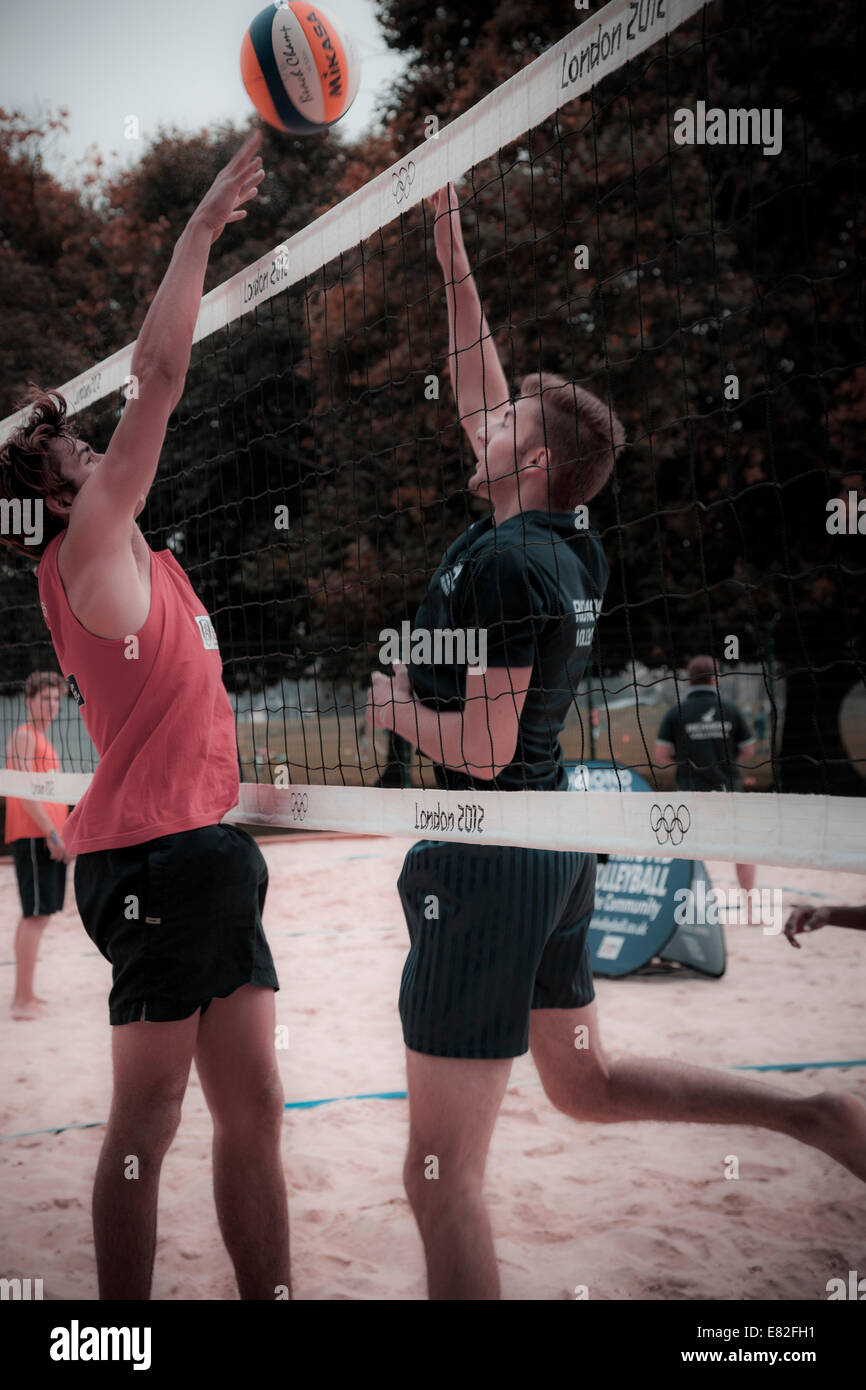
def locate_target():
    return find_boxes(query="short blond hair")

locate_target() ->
[518,372,625,508]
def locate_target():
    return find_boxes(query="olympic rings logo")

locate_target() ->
[391,161,416,204]
[650,803,691,846]
[289,792,309,823]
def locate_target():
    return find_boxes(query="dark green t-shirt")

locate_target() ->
[407,510,609,791]
[657,686,754,791]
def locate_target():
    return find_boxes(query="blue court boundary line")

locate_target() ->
[3,1063,866,1140]
[732,1060,866,1072]
[1,1121,105,1139]
[285,1090,407,1110]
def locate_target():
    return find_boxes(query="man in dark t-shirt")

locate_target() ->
[655,655,757,899]
[656,655,754,791]
[367,184,866,1302]
[408,507,609,792]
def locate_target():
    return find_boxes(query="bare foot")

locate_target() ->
[808,1092,866,1181]
[10,999,45,1021]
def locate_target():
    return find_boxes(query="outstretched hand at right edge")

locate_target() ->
[784,905,830,948]
[784,902,866,947]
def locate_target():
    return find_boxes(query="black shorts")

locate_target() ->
[398,840,597,1059]
[12,837,67,917]
[74,823,279,1026]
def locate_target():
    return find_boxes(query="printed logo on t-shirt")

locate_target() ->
[40,600,50,627]
[66,673,84,707]
[440,562,464,597]
[685,708,732,740]
[572,597,602,648]
[194,615,220,651]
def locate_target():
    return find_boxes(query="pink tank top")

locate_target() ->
[37,532,240,856]
[4,725,68,842]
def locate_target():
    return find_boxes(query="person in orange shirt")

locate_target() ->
[5,670,70,1019]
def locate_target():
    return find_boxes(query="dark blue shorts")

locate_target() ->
[398,840,597,1059]
[74,823,279,1026]
[12,837,67,917]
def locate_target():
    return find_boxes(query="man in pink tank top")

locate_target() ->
[5,670,70,1019]
[0,133,291,1300]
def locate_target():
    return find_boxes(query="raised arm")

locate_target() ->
[51,134,266,639]
[63,133,265,556]
[430,184,510,460]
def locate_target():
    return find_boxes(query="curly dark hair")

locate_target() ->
[0,385,77,558]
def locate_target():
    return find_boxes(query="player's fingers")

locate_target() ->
[224,135,261,178]
[234,131,262,163]
[234,159,263,190]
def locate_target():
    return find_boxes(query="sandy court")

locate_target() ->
[0,833,864,1301]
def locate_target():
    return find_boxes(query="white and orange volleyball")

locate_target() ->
[241,2,361,135]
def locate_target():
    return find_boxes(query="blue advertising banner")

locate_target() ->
[566,762,726,979]
[656,860,726,976]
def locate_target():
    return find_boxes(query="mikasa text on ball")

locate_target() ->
[241,2,361,135]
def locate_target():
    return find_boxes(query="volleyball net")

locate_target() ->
[1,0,864,871]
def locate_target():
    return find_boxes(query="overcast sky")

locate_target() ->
[1,0,407,189]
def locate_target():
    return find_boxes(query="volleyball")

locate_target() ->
[241,2,361,135]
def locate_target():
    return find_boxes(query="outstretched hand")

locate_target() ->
[194,131,265,246]
[783,904,830,948]
[428,183,469,272]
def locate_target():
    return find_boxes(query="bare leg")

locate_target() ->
[12,915,49,1018]
[734,862,763,924]
[194,985,291,1300]
[531,1002,866,1180]
[93,1013,200,1298]
[403,1049,512,1300]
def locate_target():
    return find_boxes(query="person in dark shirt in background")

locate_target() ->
[654,654,758,907]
